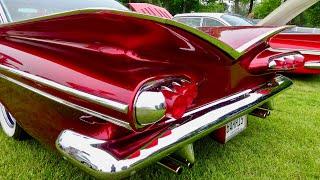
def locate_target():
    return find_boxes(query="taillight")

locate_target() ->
[248,51,304,74]
[268,53,304,70]
[134,78,197,127]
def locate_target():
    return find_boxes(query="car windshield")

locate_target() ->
[221,14,253,26]
[1,0,129,22]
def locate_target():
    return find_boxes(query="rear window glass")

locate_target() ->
[174,17,201,27]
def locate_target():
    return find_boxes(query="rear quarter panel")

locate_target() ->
[0,10,273,148]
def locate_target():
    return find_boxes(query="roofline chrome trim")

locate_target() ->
[0,8,241,59]
[0,64,129,114]
[268,47,320,56]
[0,73,132,130]
[236,26,292,53]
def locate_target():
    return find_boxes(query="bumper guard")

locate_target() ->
[56,75,292,179]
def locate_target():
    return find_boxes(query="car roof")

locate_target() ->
[174,13,224,19]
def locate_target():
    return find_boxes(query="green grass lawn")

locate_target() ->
[0,75,320,179]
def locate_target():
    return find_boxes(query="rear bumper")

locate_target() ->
[304,61,320,69]
[56,75,292,179]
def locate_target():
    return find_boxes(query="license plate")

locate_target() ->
[212,115,247,143]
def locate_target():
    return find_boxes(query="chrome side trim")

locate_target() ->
[0,64,128,113]
[0,8,240,59]
[236,26,292,53]
[268,47,320,56]
[304,61,320,69]
[56,75,292,179]
[0,74,132,130]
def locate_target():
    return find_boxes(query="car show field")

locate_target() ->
[1,75,319,179]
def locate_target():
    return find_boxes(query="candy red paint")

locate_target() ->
[270,33,320,74]
[0,10,286,159]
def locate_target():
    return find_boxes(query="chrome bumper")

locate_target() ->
[304,61,320,69]
[56,75,292,179]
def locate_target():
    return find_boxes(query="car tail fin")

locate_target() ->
[199,26,292,55]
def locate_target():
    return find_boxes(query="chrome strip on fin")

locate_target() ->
[0,64,129,113]
[0,73,132,130]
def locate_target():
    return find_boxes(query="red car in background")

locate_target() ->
[143,0,319,74]
[258,0,320,74]
[0,0,304,179]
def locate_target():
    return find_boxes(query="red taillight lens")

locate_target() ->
[162,81,198,119]
[248,51,304,74]
[161,89,188,119]
[268,53,304,70]
[134,78,197,128]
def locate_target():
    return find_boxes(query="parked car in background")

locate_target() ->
[173,13,254,27]
[0,0,305,179]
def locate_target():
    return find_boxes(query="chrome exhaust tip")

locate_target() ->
[157,158,183,174]
[250,107,271,118]
[168,155,194,169]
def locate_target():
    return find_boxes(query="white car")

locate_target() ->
[173,13,254,27]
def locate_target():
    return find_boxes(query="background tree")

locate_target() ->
[253,0,320,27]
[253,0,281,18]
[248,0,254,14]
[199,0,226,13]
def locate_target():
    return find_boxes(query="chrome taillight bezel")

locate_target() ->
[133,77,196,129]
[268,52,304,70]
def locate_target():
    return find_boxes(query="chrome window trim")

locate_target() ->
[0,64,129,114]
[0,73,132,130]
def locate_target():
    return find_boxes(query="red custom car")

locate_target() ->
[170,0,320,74]
[257,0,320,74]
[0,0,301,179]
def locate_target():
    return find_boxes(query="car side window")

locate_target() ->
[175,17,201,27]
[203,18,225,27]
